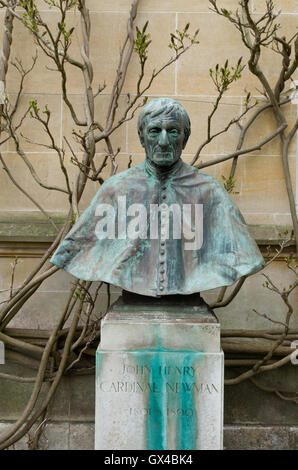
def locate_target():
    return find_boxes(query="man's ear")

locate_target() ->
[182,131,188,149]
[138,130,145,148]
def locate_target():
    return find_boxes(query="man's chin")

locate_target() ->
[152,153,175,166]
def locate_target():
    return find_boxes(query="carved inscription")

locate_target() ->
[99,381,218,394]
[98,362,219,395]
[128,407,194,417]
[122,364,200,376]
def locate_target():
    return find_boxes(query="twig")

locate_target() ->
[0,152,59,232]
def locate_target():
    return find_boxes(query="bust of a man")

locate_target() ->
[51,98,264,297]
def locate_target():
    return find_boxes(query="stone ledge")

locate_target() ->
[0,213,66,243]
[0,212,294,246]
[1,422,297,450]
[248,224,295,246]
[224,425,298,450]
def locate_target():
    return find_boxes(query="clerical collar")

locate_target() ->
[145,158,183,179]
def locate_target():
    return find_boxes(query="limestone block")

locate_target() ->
[254,1,298,14]
[100,303,221,352]
[87,0,242,13]
[96,349,223,450]
[95,299,224,450]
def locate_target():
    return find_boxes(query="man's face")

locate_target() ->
[141,113,186,167]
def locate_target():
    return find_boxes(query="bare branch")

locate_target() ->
[197,122,287,169]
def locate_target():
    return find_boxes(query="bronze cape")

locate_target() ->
[51,160,265,297]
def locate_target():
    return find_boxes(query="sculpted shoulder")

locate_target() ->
[92,162,146,201]
[182,162,229,194]
[101,162,146,189]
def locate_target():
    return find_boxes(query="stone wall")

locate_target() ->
[0,0,297,450]
[0,363,297,449]
[0,0,297,223]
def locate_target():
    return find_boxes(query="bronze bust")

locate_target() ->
[51,98,264,297]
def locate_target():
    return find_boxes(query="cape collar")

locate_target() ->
[144,158,183,180]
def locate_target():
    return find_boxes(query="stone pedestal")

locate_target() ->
[95,296,224,450]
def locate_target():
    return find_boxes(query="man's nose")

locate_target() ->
[158,129,169,147]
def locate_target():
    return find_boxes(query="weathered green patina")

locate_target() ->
[51,98,265,297]
[134,349,200,450]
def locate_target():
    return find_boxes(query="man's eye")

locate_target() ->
[149,128,160,134]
